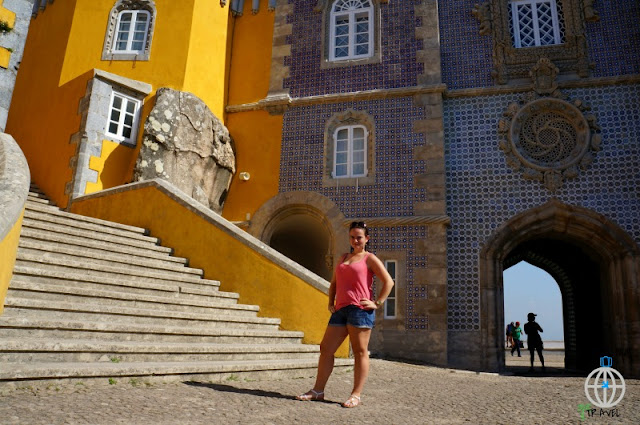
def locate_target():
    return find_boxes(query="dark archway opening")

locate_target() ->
[503,237,605,373]
[269,215,332,280]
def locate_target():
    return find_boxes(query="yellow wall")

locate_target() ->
[86,139,138,193]
[0,0,16,28]
[223,110,282,221]
[69,184,348,357]
[226,2,274,105]
[5,0,80,208]
[7,1,234,206]
[182,0,230,119]
[0,211,23,315]
[221,1,282,222]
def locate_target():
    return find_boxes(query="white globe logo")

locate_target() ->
[584,367,626,408]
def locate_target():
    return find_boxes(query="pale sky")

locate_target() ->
[503,261,564,341]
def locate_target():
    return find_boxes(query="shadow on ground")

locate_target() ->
[182,381,342,406]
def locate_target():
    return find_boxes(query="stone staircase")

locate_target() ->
[0,185,350,391]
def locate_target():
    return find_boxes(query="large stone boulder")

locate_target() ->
[133,88,235,213]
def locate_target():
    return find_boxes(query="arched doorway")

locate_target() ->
[480,200,640,376]
[248,191,348,282]
[269,213,332,280]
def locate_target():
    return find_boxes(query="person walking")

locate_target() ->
[296,221,395,408]
[510,321,522,357]
[524,312,545,372]
[506,322,515,348]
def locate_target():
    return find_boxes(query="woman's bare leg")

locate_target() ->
[311,325,349,392]
[346,325,372,397]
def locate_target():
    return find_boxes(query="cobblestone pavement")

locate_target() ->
[1,356,638,425]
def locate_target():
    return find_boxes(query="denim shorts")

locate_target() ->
[328,305,375,329]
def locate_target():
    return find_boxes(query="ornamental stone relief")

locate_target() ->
[498,59,601,191]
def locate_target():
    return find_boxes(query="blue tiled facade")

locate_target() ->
[273,0,639,364]
[444,84,640,331]
[283,0,421,96]
[587,0,640,78]
[279,98,430,330]
[439,0,493,90]
[439,1,640,89]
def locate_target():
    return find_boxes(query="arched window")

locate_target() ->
[322,109,376,188]
[333,124,367,178]
[113,10,151,54]
[509,0,565,48]
[329,0,373,61]
[102,0,157,61]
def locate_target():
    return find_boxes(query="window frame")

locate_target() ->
[383,259,397,319]
[113,10,151,55]
[478,0,592,84]
[332,124,368,179]
[329,0,374,61]
[102,0,157,61]
[105,90,142,146]
[509,0,563,48]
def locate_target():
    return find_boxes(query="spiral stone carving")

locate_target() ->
[498,97,601,191]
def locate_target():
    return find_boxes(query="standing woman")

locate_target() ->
[296,221,394,408]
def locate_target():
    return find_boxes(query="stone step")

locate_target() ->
[7,281,247,316]
[21,219,167,254]
[17,244,203,278]
[24,195,56,206]
[0,317,304,344]
[19,227,182,263]
[3,298,278,330]
[23,205,153,241]
[0,339,321,363]
[11,265,227,299]
[18,238,189,272]
[15,252,210,286]
[25,199,148,235]
[0,358,354,393]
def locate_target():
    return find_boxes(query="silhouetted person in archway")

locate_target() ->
[510,321,522,357]
[524,312,545,372]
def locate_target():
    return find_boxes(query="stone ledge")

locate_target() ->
[226,84,447,113]
[0,132,30,241]
[341,215,450,227]
[445,73,640,98]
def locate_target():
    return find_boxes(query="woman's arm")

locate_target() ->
[360,253,395,310]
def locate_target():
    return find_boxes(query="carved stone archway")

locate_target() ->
[248,191,348,280]
[479,199,640,376]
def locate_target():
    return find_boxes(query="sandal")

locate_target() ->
[342,394,361,408]
[295,389,324,401]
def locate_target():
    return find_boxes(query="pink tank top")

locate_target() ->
[334,252,374,311]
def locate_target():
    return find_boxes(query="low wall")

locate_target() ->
[0,132,30,314]
[70,179,348,357]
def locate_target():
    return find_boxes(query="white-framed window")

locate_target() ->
[329,0,374,61]
[383,260,397,319]
[509,0,565,48]
[333,125,367,178]
[113,10,151,54]
[106,91,141,145]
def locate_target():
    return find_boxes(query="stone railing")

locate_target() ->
[0,132,30,313]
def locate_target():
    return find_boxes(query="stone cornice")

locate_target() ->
[343,215,450,227]
[445,74,640,98]
[226,84,447,113]
[226,74,640,113]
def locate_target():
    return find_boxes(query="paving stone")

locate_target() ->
[0,359,638,425]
